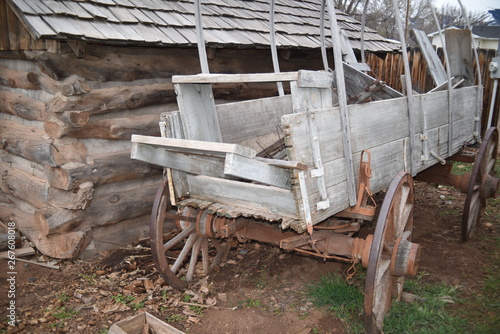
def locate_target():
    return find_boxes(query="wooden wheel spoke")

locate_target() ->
[186,237,203,281]
[487,158,495,174]
[163,224,196,251]
[201,238,210,274]
[171,233,198,274]
[397,203,413,237]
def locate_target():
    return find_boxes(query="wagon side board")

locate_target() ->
[283,86,480,226]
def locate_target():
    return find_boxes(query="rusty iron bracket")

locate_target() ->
[335,150,376,220]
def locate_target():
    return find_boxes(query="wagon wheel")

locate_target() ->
[364,171,419,334]
[150,180,232,290]
[462,127,499,241]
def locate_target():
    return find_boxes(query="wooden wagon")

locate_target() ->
[130,1,499,333]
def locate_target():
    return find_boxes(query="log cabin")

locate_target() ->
[0,0,400,259]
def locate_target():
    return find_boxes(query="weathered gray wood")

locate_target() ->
[339,62,403,100]
[173,71,299,84]
[224,153,291,189]
[296,70,333,88]
[186,175,297,218]
[216,95,292,145]
[109,312,185,334]
[254,157,308,170]
[175,83,222,142]
[290,81,332,113]
[131,134,256,158]
[173,71,334,88]
[412,29,447,86]
[131,142,226,178]
[349,97,409,154]
[445,29,474,85]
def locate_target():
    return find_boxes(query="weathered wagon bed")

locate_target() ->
[132,70,480,233]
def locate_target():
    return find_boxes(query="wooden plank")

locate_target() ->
[412,29,447,86]
[290,81,332,113]
[131,134,256,158]
[349,97,409,152]
[254,157,308,170]
[224,153,291,189]
[296,70,333,88]
[216,95,292,145]
[175,83,222,142]
[445,29,474,85]
[186,175,297,218]
[131,142,226,178]
[173,71,332,88]
[173,71,300,84]
[340,62,403,100]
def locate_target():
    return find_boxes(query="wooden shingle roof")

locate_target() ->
[8,0,400,52]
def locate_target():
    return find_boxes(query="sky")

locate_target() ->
[433,0,499,14]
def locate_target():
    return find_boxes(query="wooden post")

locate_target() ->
[325,0,357,206]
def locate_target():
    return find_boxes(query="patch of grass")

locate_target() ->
[384,278,464,333]
[241,298,262,308]
[452,162,472,175]
[181,294,192,303]
[307,272,480,334]
[439,208,461,216]
[166,314,188,323]
[130,301,145,311]
[189,305,204,315]
[49,306,79,328]
[456,254,500,333]
[307,273,364,333]
[112,293,135,304]
[52,306,79,320]
[55,293,70,302]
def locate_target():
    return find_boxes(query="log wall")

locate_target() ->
[0,37,328,259]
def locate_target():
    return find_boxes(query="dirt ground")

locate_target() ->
[1,179,498,334]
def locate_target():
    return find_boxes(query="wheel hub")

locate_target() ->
[390,237,420,276]
[481,174,499,199]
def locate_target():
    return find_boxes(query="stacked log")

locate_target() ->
[0,56,173,259]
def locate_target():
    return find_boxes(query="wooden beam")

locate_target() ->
[224,153,291,189]
[175,83,222,142]
[173,70,332,88]
[187,174,297,218]
[412,29,447,86]
[131,142,226,178]
[131,135,256,158]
